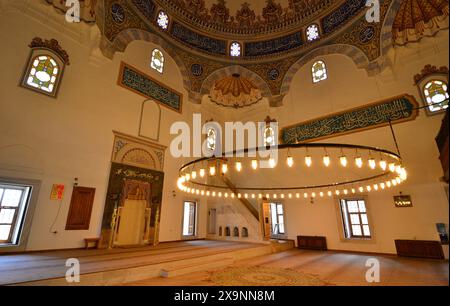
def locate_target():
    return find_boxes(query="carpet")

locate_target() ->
[209,266,332,286]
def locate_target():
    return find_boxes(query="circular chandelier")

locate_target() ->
[177,143,408,200]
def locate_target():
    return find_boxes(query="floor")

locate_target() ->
[0,240,265,285]
[128,249,449,286]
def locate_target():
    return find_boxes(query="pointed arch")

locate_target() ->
[99,28,192,94]
[280,44,370,97]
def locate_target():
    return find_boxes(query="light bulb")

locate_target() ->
[287,156,294,168]
[359,186,364,193]
[366,186,371,192]
[259,194,263,199]
[304,193,308,199]
[244,194,249,199]
[218,192,222,198]
[352,188,356,194]
[187,188,191,193]
[269,158,276,168]
[185,173,191,181]
[396,166,402,175]
[201,190,205,196]
[296,193,300,199]
[251,160,258,170]
[311,192,316,198]
[320,192,324,197]
[199,169,206,177]
[236,161,242,172]
[252,194,256,199]
[305,156,312,167]
[221,164,228,174]
[400,168,408,180]
[209,166,216,176]
[392,179,397,186]
[386,181,392,188]
[323,155,331,167]
[281,194,285,199]
[212,191,216,197]
[374,184,379,191]
[355,157,363,168]
[335,190,340,195]
[191,189,195,194]
[206,191,210,196]
[273,194,277,199]
[191,171,197,179]
[238,193,242,198]
[379,160,387,171]
[389,163,396,172]
[396,177,401,184]
[224,193,228,198]
[196,189,200,195]
[266,194,270,199]
[340,156,348,167]
[289,193,293,199]
[369,158,376,169]
[328,191,333,197]
[343,189,348,195]
[380,183,385,189]
[231,193,235,198]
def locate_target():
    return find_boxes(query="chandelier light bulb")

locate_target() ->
[389,163,396,172]
[192,189,196,194]
[396,177,402,184]
[355,157,363,168]
[379,160,387,171]
[343,189,348,195]
[259,194,263,199]
[218,192,222,198]
[236,161,242,172]
[212,191,216,197]
[273,194,277,199]
[191,171,197,179]
[366,186,371,192]
[380,182,386,189]
[296,193,300,199]
[187,187,191,193]
[269,158,276,168]
[323,155,331,167]
[231,193,235,198]
[201,190,205,196]
[369,158,376,169]
[288,193,293,199]
[400,168,408,180]
[199,169,205,177]
[359,186,364,193]
[238,193,242,199]
[185,173,191,181]
[374,184,379,191]
[209,166,216,176]
[340,155,348,167]
[287,156,294,168]
[225,193,229,198]
[392,179,397,186]
[305,156,312,167]
[328,191,332,197]
[221,164,228,174]
[252,194,256,199]
[386,181,392,188]
[245,194,249,199]
[206,191,210,196]
[304,193,308,199]
[320,192,324,197]
[351,188,356,194]
[335,190,340,196]
[311,192,316,198]
[396,166,402,175]
[281,194,285,199]
[266,194,270,199]
[251,160,258,170]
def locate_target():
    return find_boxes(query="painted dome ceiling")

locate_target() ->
[43,0,449,107]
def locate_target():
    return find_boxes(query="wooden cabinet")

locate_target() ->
[395,240,444,259]
[65,187,96,230]
[297,236,327,251]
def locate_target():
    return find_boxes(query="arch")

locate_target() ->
[380,0,402,56]
[225,226,231,237]
[199,65,277,106]
[280,44,370,97]
[100,28,192,94]
[218,226,223,236]
[233,226,239,237]
[241,227,249,238]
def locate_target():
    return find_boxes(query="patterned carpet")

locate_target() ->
[209,266,332,286]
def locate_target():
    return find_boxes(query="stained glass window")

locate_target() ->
[25,55,59,94]
[423,80,449,113]
[206,128,216,151]
[312,60,327,83]
[306,24,320,42]
[151,49,165,73]
[157,11,169,30]
[230,42,241,57]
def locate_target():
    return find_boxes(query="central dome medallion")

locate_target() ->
[209,74,263,108]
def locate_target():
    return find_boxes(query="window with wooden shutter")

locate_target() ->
[65,187,95,230]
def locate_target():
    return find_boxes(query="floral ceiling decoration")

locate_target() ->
[209,74,263,108]
[39,0,448,107]
[392,0,449,46]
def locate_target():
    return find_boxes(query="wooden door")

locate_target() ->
[261,201,272,239]
[65,187,96,230]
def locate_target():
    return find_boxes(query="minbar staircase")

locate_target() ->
[221,176,259,220]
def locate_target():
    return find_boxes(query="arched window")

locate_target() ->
[264,126,275,146]
[306,24,320,42]
[423,80,449,113]
[157,11,169,30]
[21,37,69,98]
[312,60,327,83]
[25,56,59,94]
[206,128,216,151]
[151,49,165,73]
[230,42,241,57]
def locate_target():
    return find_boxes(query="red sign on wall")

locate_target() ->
[50,184,65,200]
